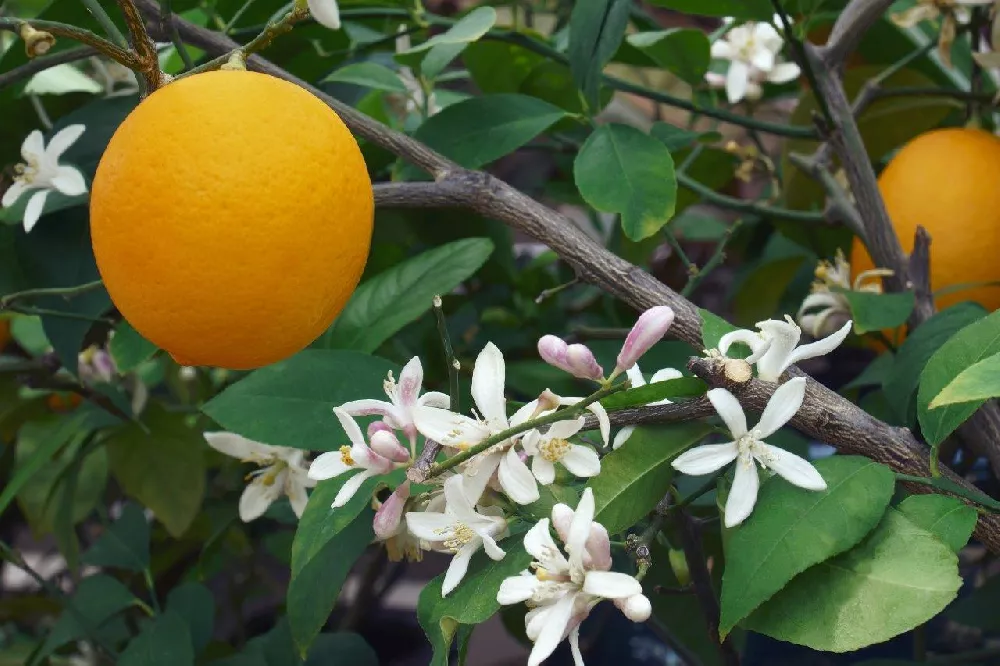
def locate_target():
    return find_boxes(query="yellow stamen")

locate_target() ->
[339,445,355,467]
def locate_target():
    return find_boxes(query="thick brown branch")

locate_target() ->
[822,0,896,67]
[581,397,715,432]
[116,0,163,91]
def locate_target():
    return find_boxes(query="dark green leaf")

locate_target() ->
[719,456,896,636]
[110,320,158,372]
[928,351,1000,409]
[38,574,136,660]
[574,123,678,241]
[837,289,915,335]
[463,41,545,94]
[322,62,407,92]
[119,610,195,666]
[587,423,712,534]
[918,308,1000,444]
[744,509,961,653]
[647,0,781,20]
[106,404,205,537]
[320,238,493,352]
[600,376,707,409]
[521,483,580,522]
[700,308,740,352]
[626,29,711,85]
[650,122,723,153]
[202,350,397,451]
[568,0,631,109]
[81,502,150,572]
[400,7,496,53]
[843,352,895,390]
[897,495,976,553]
[304,633,378,666]
[166,583,215,654]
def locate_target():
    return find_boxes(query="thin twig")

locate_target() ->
[0,279,104,309]
[159,0,194,70]
[115,0,164,93]
[682,220,742,298]
[432,295,459,413]
[81,0,129,48]
[0,18,137,67]
[0,45,95,89]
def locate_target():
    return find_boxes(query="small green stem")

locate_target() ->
[682,219,742,298]
[160,0,194,69]
[663,227,694,271]
[770,0,833,127]
[5,305,114,324]
[426,381,630,478]
[433,295,460,413]
[0,17,137,67]
[678,172,824,223]
[143,568,161,613]
[0,279,104,309]
[896,472,1000,512]
[80,0,130,48]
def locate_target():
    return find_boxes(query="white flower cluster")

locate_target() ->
[705,15,801,104]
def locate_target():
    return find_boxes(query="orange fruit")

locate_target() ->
[0,318,9,350]
[90,70,373,370]
[852,128,1000,315]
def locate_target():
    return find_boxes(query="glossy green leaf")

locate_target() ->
[119,610,195,666]
[401,7,496,53]
[81,502,150,573]
[744,509,961,653]
[837,289,915,335]
[700,308,741,352]
[650,122,723,153]
[647,0,773,19]
[883,303,985,426]
[918,308,1000,445]
[166,582,215,655]
[574,123,678,241]
[322,62,407,92]
[202,350,397,451]
[37,574,136,661]
[568,0,630,109]
[110,320,158,372]
[463,40,545,94]
[897,495,977,553]
[587,423,712,534]
[411,94,568,169]
[929,351,1000,408]
[304,633,378,666]
[320,238,494,352]
[521,484,580,522]
[719,456,896,636]
[418,542,532,666]
[627,29,711,85]
[106,404,205,537]
[600,377,707,409]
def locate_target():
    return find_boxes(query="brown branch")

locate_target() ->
[116,0,163,92]
[407,440,442,484]
[581,397,715,431]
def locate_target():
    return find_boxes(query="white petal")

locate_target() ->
[751,47,775,71]
[307,0,341,30]
[471,342,507,426]
[755,318,802,381]
[338,398,395,419]
[672,442,739,475]
[45,124,85,160]
[725,60,750,103]
[717,329,765,358]
[442,541,478,596]
[756,376,806,437]
[566,488,595,574]
[650,367,683,383]
[499,447,540,505]
[707,388,748,437]
[1,180,28,208]
[784,319,853,371]
[551,504,573,544]
[527,592,576,666]
[497,574,540,605]
[584,522,613,571]
[204,431,274,461]
[404,511,454,541]
[625,364,646,388]
[711,40,736,60]
[509,399,541,427]
[569,626,584,666]
[21,130,44,161]
[560,445,600,478]
[480,532,506,560]
[307,450,352,480]
[443,473,481,524]
[332,470,373,508]
[333,407,367,448]
[757,443,827,491]
[239,479,281,522]
[767,62,801,84]
[559,397,608,445]
[725,456,760,527]
[616,594,652,622]
[397,356,423,409]
[532,456,556,485]
[612,426,635,450]
[461,450,503,506]
[419,391,451,409]
[582,570,643,599]
[524,519,567,570]
[413,406,491,448]
[23,190,48,233]
[287,479,309,518]
[547,418,584,440]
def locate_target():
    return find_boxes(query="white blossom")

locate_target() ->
[672,377,826,527]
[2,125,87,233]
[796,250,893,339]
[612,364,683,449]
[707,16,801,103]
[521,417,601,484]
[204,432,316,521]
[718,315,852,382]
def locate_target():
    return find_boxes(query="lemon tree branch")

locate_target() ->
[0,17,137,66]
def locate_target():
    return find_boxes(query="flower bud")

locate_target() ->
[615,593,652,622]
[370,429,409,463]
[538,335,604,381]
[616,306,675,374]
[306,0,341,30]
[373,482,409,540]
[367,420,393,438]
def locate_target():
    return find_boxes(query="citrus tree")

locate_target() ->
[3,0,1000,664]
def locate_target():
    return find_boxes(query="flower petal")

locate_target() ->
[560,445,600,478]
[625,363,646,388]
[582,570,642,599]
[559,397,609,445]
[397,356,423,409]
[767,61,800,84]
[707,388,748,437]
[480,532,506,561]
[524,518,567,570]
[718,328,765,358]
[1,180,27,208]
[413,405,491,448]
[527,592,576,666]
[532,456,556,485]
[287,479,309,518]
[442,540,478,596]
[50,166,87,196]
[726,59,750,103]
[21,130,44,162]
[307,0,341,30]
[711,40,736,60]
[755,318,803,381]
[419,391,451,409]
[404,511,454,541]
[585,522,613,571]
[569,626,584,666]
[650,367,683,384]
[672,442,739,475]
[23,190,49,233]
[497,574,540,605]
[725,456,759,527]
[784,319,853,371]
[566,488,595,574]
[499,447,540,505]
[547,417,584,441]
[45,124,85,160]
[339,398,396,419]
[443,473,481,524]
[333,407,368,449]
[239,478,281,522]
[307,450,352,480]
[332,470,374,508]
[471,342,507,425]
[204,431,274,461]
[757,443,827,491]
[756,376,806,438]
[612,426,635,450]
[461,450,503,506]
[509,399,539,427]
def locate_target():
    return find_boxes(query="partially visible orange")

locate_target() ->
[90,70,374,370]
[0,318,9,351]
[851,128,1000,315]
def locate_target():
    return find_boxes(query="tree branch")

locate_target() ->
[0,45,95,89]
[581,397,716,431]
[115,0,163,92]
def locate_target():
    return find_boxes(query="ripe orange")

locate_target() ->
[852,128,1000,314]
[0,318,9,350]
[90,70,373,370]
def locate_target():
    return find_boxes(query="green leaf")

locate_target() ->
[650,122,723,153]
[837,289,915,335]
[568,0,631,109]
[896,495,977,553]
[37,574,136,661]
[626,29,711,85]
[600,376,707,409]
[119,610,195,666]
[574,123,678,241]
[647,0,773,19]
[418,542,532,666]
[700,308,740,352]
[521,483,580,522]
[918,308,1000,445]
[320,238,494,352]
[202,349,397,452]
[410,94,568,169]
[304,633,378,666]
[400,7,496,53]
[81,502,150,573]
[883,303,985,426]
[587,423,712,534]
[110,319,158,372]
[288,507,374,655]
[719,456,896,636]
[322,62,407,92]
[106,404,205,537]
[166,583,215,655]
[946,569,1000,631]
[929,351,1000,408]
[744,509,961,653]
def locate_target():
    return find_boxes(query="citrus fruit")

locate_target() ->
[90,70,373,370]
[851,127,1000,315]
[0,318,10,350]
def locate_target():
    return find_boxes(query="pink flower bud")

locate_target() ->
[367,420,393,439]
[373,482,410,540]
[370,429,410,463]
[537,335,604,381]
[616,306,675,374]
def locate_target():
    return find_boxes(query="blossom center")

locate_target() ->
[247,460,285,486]
[14,158,40,185]
[539,437,570,462]
[440,522,476,552]
[339,445,355,467]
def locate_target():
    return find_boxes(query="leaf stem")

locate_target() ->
[895,473,1000,511]
[159,0,194,70]
[81,0,130,48]
[682,219,742,298]
[143,568,161,613]
[0,279,105,309]
[0,17,137,67]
